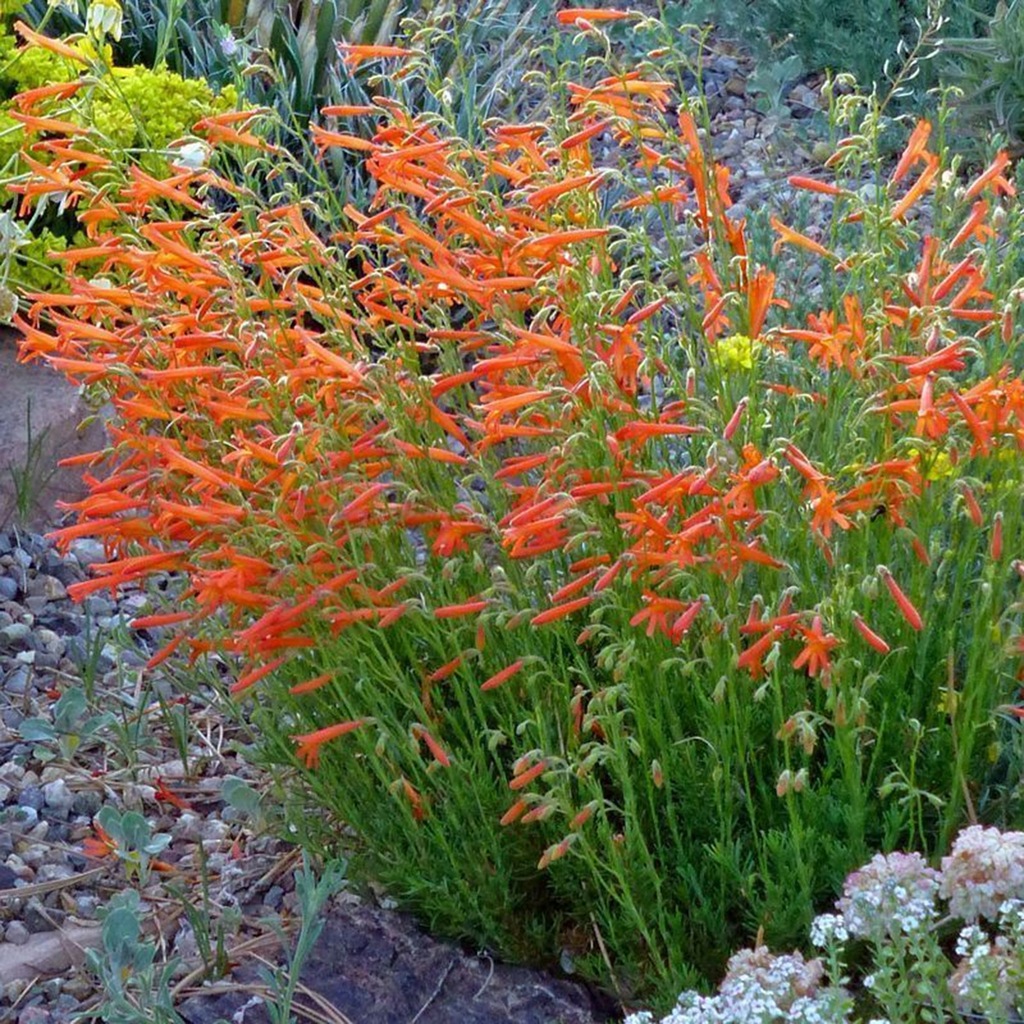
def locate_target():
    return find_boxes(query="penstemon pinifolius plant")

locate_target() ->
[5,7,1024,1009]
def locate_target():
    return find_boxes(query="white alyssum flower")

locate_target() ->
[940,825,1024,922]
[810,913,848,949]
[625,947,850,1023]
[837,851,940,939]
[949,931,1024,1018]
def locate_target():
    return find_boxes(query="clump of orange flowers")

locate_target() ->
[8,11,1024,1002]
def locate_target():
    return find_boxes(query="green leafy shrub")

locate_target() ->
[709,0,997,96]
[941,0,1024,155]
[9,9,1024,1011]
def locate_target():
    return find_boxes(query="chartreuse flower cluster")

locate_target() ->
[6,4,1024,1011]
[0,20,238,154]
[0,9,238,299]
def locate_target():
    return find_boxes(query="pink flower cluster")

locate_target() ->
[940,825,1024,922]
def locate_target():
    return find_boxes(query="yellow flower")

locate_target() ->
[714,333,758,373]
[937,687,959,717]
[924,451,955,481]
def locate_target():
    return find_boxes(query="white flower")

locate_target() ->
[810,913,849,949]
[838,851,940,939]
[170,141,210,172]
[86,0,123,42]
[941,825,1024,922]
[0,212,26,248]
[625,946,850,1023]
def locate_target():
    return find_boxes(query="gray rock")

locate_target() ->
[0,622,32,651]
[42,779,74,817]
[4,919,29,945]
[61,976,93,1000]
[20,841,51,867]
[0,577,17,601]
[74,893,100,918]
[34,629,65,658]
[71,790,102,818]
[82,595,114,616]
[19,786,44,811]
[6,805,38,831]
[24,897,66,932]
[172,811,201,841]
[0,762,26,782]
[198,818,230,844]
[36,863,75,884]
[54,994,83,1017]
[4,664,30,694]
[70,538,106,567]
[17,1004,52,1024]
[1,709,22,730]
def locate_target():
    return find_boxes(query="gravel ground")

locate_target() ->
[0,525,300,1023]
[0,54,845,1024]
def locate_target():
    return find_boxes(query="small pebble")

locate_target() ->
[19,786,44,811]
[70,790,102,818]
[24,898,66,933]
[4,919,29,945]
[17,1006,52,1024]
[41,780,73,818]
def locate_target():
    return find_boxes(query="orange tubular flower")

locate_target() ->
[481,659,526,692]
[13,20,88,63]
[556,8,633,23]
[891,154,940,221]
[336,43,416,69]
[292,719,370,769]
[500,799,529,826]
[81,821,117,860]
[960,483,984,526]
[737,628,782,679]
[809,488,852,539]
[792,615,840,680]
[770,217,837,260]
[851,613,892,655]
[531,595,594,626]
[788,175,843,196]
[412,725,451,767]
[890,119,932,183]
[878,566,924,631]
[965,151,1016,200]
